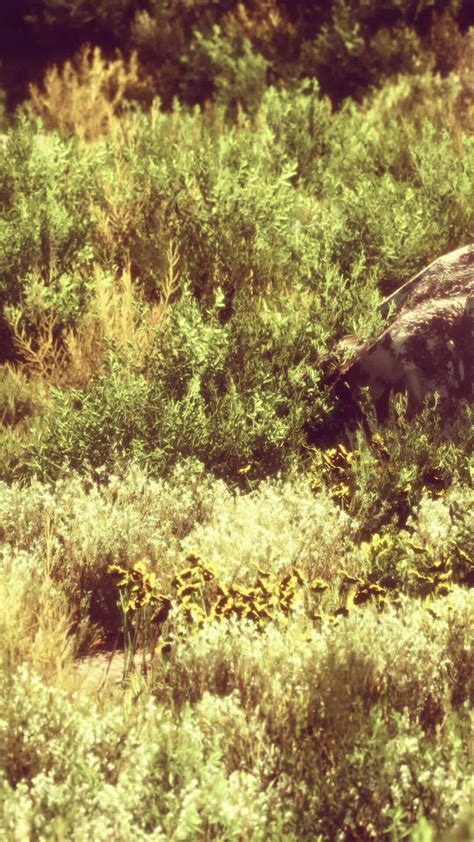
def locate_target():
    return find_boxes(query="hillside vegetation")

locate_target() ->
[0,2,473,839]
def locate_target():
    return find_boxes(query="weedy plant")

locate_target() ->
[27,46,150,142]
[109,560,172,678]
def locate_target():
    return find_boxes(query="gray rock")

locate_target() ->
[329,243,474,423]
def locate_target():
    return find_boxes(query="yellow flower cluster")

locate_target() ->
[109,537,469,660]
[309,443,354,503]
[109,555,330,634]
[171,555,329,628]
[337,568,398,613]
[109,560,172,621]
[405,541,457,598]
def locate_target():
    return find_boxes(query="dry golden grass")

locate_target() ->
[6,242,180,388]
[0,518,75,685]
[91,151,154,265]
[7,308,68,381]
[28,45,150,142]
[64,244,180,386]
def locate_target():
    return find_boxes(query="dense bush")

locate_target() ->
[1,593,472,840]
[317,402,474,534]
[0,69,469,484]
[1,7,473,839]
[0,120,95,347]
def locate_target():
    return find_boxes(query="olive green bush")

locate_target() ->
[131,1,472,108]
[184,26,269,116]
[25,287,324,481]
[1,72,468,484]
[347,402,474,535]
[0,365,48,481]
[92,77,473,307]
[4,68,471,361]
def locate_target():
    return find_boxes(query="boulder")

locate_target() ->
[328,243,474,424]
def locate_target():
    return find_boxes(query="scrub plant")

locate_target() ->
[27,46,149,142]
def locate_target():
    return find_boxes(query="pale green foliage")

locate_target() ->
[190,26,269,116]
[0,467,472,839]
[1,591,472,840]
[0,121,94,327]
[183,476,352,582]
[0,466,351,638]
[0,667,290,841]
[0,462,223,633]
[407,485,474,552]
[153,592,473,838]
[157,589,473,718]
[0,547,74,680]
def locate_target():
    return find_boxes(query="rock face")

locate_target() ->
[329,243,474,423]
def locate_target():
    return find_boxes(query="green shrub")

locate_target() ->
[25,288,326,481]
[316,90,474,299]
[0,366,47,481]
[3,71,472,381]
[184,26,269,116]
[0,549,74,681]
[1,460,472,839]
[0,465,350,640]
[152,590,473,839]
[90,74,471,324]
[86,97,314,300]
[347,402,474,535]
[0,120,95,340]
[129,0,469,108]
[1,0,470,115]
